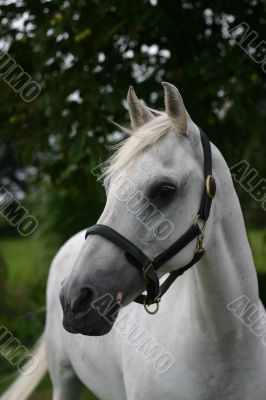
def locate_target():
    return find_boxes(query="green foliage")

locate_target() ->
[27,165,105,248]
[0,1,266,231]
[247,228,266,273]
[0,249,7,313]
[0,236,48,343]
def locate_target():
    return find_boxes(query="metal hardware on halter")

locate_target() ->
[193,214,207,253]
[195,233,205,253]
[206,175,216,199]
[142,259,155,283]
[144,294,161,315]
[193,214,206,234]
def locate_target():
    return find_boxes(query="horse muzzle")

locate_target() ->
[60,286,120,336]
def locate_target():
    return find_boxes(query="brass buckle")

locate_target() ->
[206,175,215,199]
[144,294,161,315]
[142,259,155,283]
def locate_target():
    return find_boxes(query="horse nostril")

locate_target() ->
[70,287,95,314]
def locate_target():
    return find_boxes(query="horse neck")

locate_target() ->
[186,150,259,335]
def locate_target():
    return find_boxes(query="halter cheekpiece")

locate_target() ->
[85,128,216,314]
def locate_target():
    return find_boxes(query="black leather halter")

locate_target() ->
[85,128,216,314]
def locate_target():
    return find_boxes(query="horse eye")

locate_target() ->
[149,184,177,202]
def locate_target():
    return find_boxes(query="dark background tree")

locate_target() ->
[0,0,266,245]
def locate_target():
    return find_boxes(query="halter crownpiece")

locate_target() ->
[85,128,216,315]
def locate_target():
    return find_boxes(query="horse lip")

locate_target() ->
[62,312,90,334]
[62,319,80,334]
[62,314,114,336]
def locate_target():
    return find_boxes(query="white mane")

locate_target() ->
[103,113,173,180]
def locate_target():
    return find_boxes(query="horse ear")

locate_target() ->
[162,82,188,135]
[127,86,154,129]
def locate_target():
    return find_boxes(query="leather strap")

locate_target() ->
[134,249,205,305]
[85,225,151,270]
[152,224,201,269]
[198,129,216,220]
[85,223,202,305]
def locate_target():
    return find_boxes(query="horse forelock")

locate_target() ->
[101,113,174,181]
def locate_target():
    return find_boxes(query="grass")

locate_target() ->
[0,236,48,288]
[0,228,265,398]
[0,236,51,349]
[0,234,98,399]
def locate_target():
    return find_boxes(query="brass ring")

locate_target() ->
[144,297,160,315]
[206,175,215,199]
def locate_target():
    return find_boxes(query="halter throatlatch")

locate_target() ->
[85,128,216,315]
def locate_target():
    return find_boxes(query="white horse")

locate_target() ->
[2,82,266,400]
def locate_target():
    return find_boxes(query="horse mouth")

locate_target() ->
[62,302,120,336]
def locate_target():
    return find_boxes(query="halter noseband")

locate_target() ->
[85,128,216,314]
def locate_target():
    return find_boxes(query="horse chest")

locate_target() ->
[66,301,266,400]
